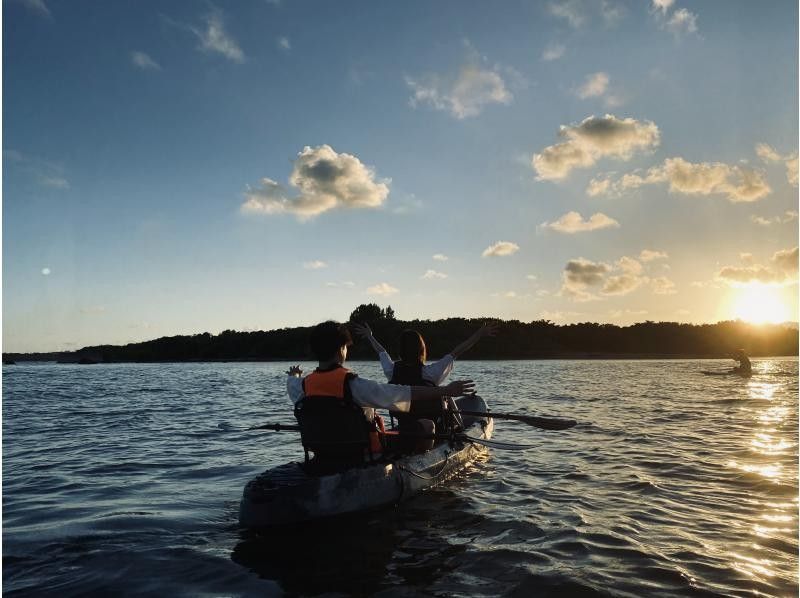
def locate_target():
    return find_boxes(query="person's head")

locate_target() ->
[309,321,352,363]
[733,348,746,360]
[397,329,426,364]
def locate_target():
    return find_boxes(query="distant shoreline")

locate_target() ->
[5,354,797,364]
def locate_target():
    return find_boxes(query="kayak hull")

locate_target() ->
[239,395,493,528]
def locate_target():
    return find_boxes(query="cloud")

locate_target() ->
[560,253,672,301]
[588,157,771,202]
[756,143,798,187]
[651,0,674,15]
[367,282,399,296]
[422,269,448,280]
[80,306,107,315]
[532,114,660,181]
[666,8,698,35]
[639,249,668,262]
[406,63,512,119]
[41,267,51,276]
[432,254,449,261]
[750,211,798,226]
[547,1,587,28]
[20,0,51,18]
[326,281,356,288]
[4,150,70,190]
[482,241,520,257]
[541,211,620,234]
[303,260,327,269]
[131,51,161,70]
[405,43,516,120]
[277,36,291,50]
[650,276,677,295]
[189,11,244,62]
[577,72,609,98]
[541,43,566,61]
[527,274,538,281]
[241,145,390,219]
[717,247,798,285]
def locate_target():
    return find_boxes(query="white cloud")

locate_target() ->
[303,260,327,270]
[541,211,620,234]
[717,247,798,285]
[40,176,70,189]
[5,150,69,190]
[482,241,520,257]
[750,211,798,226]
[277,36,291,50]
[651,0,674,15]
[367,282,399,296]
[526,274,538,281]
[667,8,698,35]
[432,254,449,262]
[190,11,244,63]
[326,281,356,288]
[422,269,448,280]
[532,114,660,181]
[650,276,677,295]
[41,267,51,276]
[406,63,512,119]
[131,51,161,70]
[616,256,643,275]
[639,249,668,262]
[756,143,798,187]
[547,0,587,28]
[21,0,51,17]
[241,145,390,219]
[589,157,771,202]
[577,72,609,99]
[541,44,566,61]
[602,274,643,295]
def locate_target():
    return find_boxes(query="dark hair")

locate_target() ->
[309,321,352,361]
[397,329,426,364]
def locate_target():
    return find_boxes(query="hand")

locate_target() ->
[286,365,303,377]
[351,322,373,338]
[478,322,499,338]
[443,379,475,397]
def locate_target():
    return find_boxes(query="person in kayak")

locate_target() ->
[352,321,496,452]
[285,321,475,466]
[731,349,752,375]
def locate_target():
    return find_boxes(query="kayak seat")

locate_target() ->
[294,397,375,472]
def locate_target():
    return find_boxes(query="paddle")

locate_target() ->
[246,423,536,450]
[455,409,577,431]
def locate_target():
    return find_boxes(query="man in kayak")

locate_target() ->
[731,349,751,375]
[285,321,475,466]
[352,321,496,452]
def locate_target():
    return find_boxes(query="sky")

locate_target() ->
[3,0,798,353]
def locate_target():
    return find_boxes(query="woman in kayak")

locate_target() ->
[286,321,475,465]
[352,321,496,451]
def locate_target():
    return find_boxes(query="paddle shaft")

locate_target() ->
[455,409,576,430]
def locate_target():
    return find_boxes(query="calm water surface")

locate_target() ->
[3,359,798,596]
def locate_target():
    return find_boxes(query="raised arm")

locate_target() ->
[410,379,475,401]
[352,322,389,356]
[449,322,498,359]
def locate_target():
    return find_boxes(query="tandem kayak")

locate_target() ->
[239,394,493,528]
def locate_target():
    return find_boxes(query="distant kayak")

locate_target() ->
[239,394,493,528]
[701,370,752,378]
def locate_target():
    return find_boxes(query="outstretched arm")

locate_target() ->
[411,379,475,401]
[449,323,498,359]
[352,322,388,356]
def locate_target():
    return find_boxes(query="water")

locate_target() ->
[3,359,798,597]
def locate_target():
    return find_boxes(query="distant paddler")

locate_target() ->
[731,348,751,375]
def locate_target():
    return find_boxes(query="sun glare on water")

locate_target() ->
[730,284,791,324]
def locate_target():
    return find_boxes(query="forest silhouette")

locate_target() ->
[4,304,797,363]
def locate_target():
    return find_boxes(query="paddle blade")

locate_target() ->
[525,416,577,431]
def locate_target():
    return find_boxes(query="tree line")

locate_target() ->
[4,303,797,363]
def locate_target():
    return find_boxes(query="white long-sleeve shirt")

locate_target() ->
[377,351,455,386]
[286,374,411,414]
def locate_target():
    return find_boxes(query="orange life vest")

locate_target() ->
[302,366,384,455]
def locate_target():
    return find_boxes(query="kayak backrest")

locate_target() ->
[294,397,373,467]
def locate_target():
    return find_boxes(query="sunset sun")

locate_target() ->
[731,284,792,324]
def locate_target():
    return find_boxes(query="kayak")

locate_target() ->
[701,370,752,377]
[239,394,493,528]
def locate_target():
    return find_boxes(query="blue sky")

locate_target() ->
[3,0,798,352]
